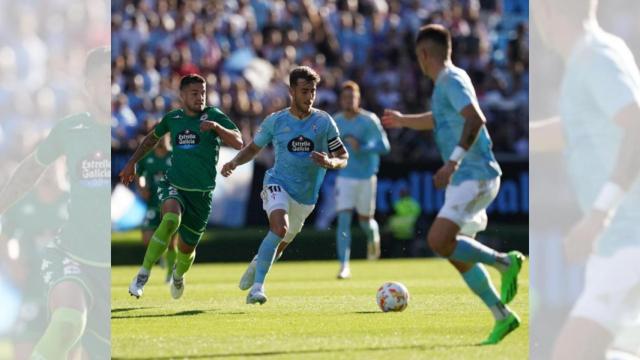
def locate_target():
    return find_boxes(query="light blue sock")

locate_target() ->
[254,231,283,284]
[450,236,499,265]
[358,218,380,246]
[461,264,510,320]
[336,212,352,265]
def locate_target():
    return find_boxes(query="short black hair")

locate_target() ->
[85,47,110,78]
[415,24,451,56]
[180,74,206,90]
[289,66,321,87]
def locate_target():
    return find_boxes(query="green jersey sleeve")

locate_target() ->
[153,113,171,138]
[210,107,238,131]
[34,119,67,166]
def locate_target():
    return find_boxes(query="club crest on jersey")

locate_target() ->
[287,135,314,157]
[176,129,200,149]
[200,113,208,121]
[77,151,110,188]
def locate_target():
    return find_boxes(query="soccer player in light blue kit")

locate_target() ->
[532,0,640,358]
[334,80,390,279]
[221,66,349,304]
[382,24,524,344]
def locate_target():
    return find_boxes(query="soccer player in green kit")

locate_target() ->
[137,135,178,283]
[0,47,111,359]
[120,74,243,300]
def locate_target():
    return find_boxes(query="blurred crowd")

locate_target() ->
[111,0,529,175]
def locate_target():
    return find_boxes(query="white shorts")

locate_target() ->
[261,184,315,244]
[437,177,500,237]
[335,176,377,216]
[571,248,640,333]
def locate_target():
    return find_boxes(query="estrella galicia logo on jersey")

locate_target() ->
[176,129,200,149]
[77,151,110,188]
[287,135,314,157]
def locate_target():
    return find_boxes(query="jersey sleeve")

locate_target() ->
[34,122,65,166]
[445,74,476,113]
[587,47,640,120]
[253,114,275,148]
[326,115,344,153]
[153,113,170,138]
[211,107,239,130]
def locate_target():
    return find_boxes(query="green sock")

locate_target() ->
[31,307,86,360]
[165,242,177,279]
[142,213,181,271]
[175,249,195,278]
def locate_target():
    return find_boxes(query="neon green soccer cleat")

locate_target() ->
[480,312,521,345]
[501,251,525,304]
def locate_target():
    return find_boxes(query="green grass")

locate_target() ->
[112,259,528,359]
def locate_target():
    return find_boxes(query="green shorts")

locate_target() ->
[158,179,213,246]
[141,207,161,230]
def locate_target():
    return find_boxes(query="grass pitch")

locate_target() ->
[112,259,528,359]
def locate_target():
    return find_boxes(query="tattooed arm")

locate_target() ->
[119,131,161,186]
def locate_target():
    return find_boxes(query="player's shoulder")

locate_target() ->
[264,108,290,123]
[312,107,335,123]
[53,112,92,131]
[203,106,230,119]
[163,108,183,120]
[442,65,471,85]
[359,109,380,122]
[578,28,634,69]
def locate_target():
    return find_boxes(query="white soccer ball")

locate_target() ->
[376,281,409,312]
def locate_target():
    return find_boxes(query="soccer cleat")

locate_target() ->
[239,256,258,290]
[480,312,521,345]
[128,272,149,299]
[246,288,267,305]
[367,241,381,260]
[337,266,351,279]
[500,251,525,304]
[170,271,184,299]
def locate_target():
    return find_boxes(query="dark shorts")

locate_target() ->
[157,179,213,246]
[41,244,110,356]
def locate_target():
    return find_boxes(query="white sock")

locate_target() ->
[139,267,150,276]
[251,282,264,292]
[493,254,511,273]
[489,302,511,321]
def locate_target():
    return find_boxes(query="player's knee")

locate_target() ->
[161,212,181,232]
[427,232,447,256]
[271,224,288,238]
[50,307,87,345]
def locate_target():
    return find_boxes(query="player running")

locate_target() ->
[333,80,390,279]
[120,74,243,300]
[532,0,640,358]
[221,66,348,305]
[0,47,111,359]
[382,25,524,345]
[137,135,178,284]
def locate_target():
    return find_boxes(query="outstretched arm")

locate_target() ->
[119,131,161,185]
[0,153,48,215]
[381,109,434,131]
[220,142,263,177]
[530,116,565,152]
[200,121,244,150]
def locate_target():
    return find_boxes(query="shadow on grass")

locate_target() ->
[353,311,381,314]
[112,309,247,319]
[111,307,153,313]
[112,342,478,359]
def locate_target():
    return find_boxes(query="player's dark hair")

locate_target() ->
[341,80,360,96]
[289,66,321,87]
[85,47,110,78]
[180,74,206,90]
[415,24,451,56]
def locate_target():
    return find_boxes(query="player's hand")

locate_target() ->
[119,162,136,186]
[563,209,608,263]
[345,137,360,152]
[221,160,237,177]
[382,109,404,128]
[433,161,458,189]
[311,151,333,169]
[199,120,218,133]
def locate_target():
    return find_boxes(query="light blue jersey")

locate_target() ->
[560,24,640,256]
[254,108,342,205]
[431,65,502,184]
[334,109,390,179]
